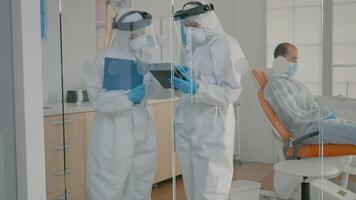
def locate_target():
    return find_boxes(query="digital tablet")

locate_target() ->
[149,63,187,89]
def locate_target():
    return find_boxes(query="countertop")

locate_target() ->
[326,96,356,110]
[44,98,178,117]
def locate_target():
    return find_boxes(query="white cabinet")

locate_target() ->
[151,102,182,183]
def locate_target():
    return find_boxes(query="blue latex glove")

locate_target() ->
[173,69,199,95]
[324,111,336,120]
[176,65,190,73]
[128,84,146,104]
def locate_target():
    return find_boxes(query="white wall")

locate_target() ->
[42,0,61,103]
[332,0,356,98]
[265,0,356,98]
[0,0,17,198]
[234,0,267,69]
[234,0,275,163]
[42,0,96,104]
[62,0,96,94]
[267,0,323,95]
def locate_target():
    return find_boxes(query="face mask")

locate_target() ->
[188,27,206,46]
[129,35,152,52]
[129,35,146,52]
[287,63,298,78]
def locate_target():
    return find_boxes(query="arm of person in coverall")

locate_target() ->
[87,54,134,113]
[313,95,336,120]
[196,39,243,106]
[264,80,319,127]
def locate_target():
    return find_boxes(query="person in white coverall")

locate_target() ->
[265,43,356,145]
[86,8,167,200]
[173,1,247,199]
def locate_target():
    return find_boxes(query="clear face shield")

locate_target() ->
[173,1,214,64]
[173,18,193,66]
[113,10,158,75]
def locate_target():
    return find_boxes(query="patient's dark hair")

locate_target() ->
[274,43,295,58]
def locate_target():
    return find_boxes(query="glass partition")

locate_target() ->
[39,0,356,199]
[41,0,69,199]
[326,0,356,194]
[266,0,326,199]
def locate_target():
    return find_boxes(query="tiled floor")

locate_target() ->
[152,162,274,200]
[151,162,356,199]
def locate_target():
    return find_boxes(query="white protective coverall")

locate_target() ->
[174,1,246,199]
[86,8,167,200]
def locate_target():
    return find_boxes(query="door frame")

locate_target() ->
[11,0,46,199]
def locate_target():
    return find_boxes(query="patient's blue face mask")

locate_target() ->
[287,63,298,78]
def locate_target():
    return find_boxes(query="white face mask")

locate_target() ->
[129,35,147,52]
[188,27,207,46]
[129,34,157,52]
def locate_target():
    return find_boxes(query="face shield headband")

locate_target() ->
[173,1,214,21]
[112,10,153,31]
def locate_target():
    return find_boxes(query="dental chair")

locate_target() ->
[251,69,356,199]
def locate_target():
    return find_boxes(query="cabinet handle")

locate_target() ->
[50,120,71,126]
[53,144,70,151]
[55,168,71,176]
[66,192,72,200]
[53,193,66,200]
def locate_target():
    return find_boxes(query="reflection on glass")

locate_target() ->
[40,0,356,199]
[173,1,247,199]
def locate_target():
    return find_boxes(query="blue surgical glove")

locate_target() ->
[128,84,146,104]
[324,111,336,120]
[176,65,190,73]
[173,69,199,95]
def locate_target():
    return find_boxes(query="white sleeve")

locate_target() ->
[197,82,242,106]
[87,54,133,113]
[197,38,244,106]
[264,80,317,125]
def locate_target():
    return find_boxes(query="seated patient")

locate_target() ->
[264,42,356,144]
